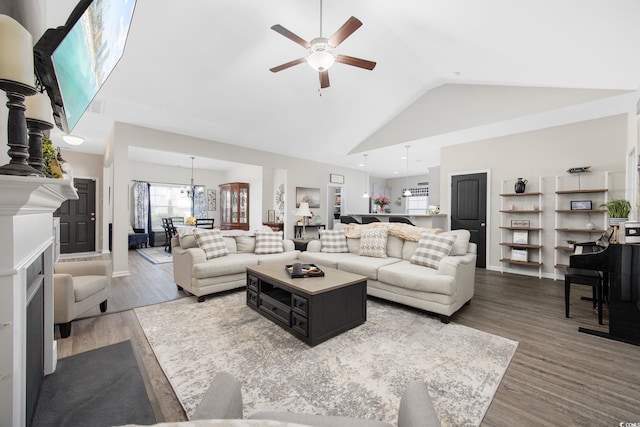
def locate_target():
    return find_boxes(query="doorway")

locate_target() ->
[327,184,345,229]
[56,178,97,253]
[450,172,488,268]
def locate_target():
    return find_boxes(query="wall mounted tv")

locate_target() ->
[34,0,137,133]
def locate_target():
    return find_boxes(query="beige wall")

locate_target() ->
[440,114,627,278]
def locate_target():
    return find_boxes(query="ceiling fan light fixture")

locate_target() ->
[307,39,335,71]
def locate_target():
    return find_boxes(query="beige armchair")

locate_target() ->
[53,260,112,338]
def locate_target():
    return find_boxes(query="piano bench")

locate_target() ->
[564,268,604,325]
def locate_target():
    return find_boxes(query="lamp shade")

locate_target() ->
[295,202,312,217]
[25,91,53,123]
[0,15,35,88]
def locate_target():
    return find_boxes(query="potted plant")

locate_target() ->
[600,199,631,226]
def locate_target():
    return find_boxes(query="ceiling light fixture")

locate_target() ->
[181,156,203,200]
[403,145,412,197]
[63,134,84,145]
[362,153,370,198]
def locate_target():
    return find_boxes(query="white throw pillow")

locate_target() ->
[359,228,388,258]
[255,231,284,254]
[411,233,458,269]
[193,229,229,259]
[320,229,349,253]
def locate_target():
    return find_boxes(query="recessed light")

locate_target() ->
[63,134,84,145]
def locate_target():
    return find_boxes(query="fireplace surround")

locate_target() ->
[0,175,77,427]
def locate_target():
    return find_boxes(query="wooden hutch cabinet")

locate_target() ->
[219,182,250,230]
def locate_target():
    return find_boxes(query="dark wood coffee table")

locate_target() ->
[246,263,367,346]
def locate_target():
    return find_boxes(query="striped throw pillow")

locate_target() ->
[410,233,458,269]
[320,229,349,253]
[255,231,284,254]
[193,229,229,259]
[359,228,388,258]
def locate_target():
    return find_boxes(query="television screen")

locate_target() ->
[34,0,136,133]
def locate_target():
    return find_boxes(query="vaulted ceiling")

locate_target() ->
[45,0,640,177]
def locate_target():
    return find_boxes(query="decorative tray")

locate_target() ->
[285,263,325,279]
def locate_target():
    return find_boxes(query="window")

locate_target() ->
[149,185,191,229]
[405,195,429,214]
[403,186,429,214]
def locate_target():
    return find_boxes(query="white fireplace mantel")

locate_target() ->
[0,175,77,427]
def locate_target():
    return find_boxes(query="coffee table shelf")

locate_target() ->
[246,263,367,346]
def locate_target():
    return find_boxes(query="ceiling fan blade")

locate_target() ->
[271,24,311,49]
[328,16,362,47]
[335,55,376,70]
[270,58,307,73]
[320,71,330,88]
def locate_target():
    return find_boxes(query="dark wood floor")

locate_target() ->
[55,253,640,426]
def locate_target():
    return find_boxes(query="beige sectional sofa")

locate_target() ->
[172,231,300,302]
[298,224,476,323]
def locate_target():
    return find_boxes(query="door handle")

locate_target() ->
[90,218,95,221]
[481,223,486,227]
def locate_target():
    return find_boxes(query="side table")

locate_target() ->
[294,224,326,238]
[292,238,314,251]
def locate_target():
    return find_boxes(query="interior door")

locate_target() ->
[451,173,487,268]
[56,178,96,253]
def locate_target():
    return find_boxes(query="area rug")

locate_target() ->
[31,340,156,427]
[137,246,172,264]
[135,292,518,427]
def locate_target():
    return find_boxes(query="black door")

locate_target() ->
[56,178,96,253]
[451,173,487,268]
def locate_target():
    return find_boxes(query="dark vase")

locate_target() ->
[514,178,527,193]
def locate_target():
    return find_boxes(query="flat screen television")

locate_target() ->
[33,0,137,133]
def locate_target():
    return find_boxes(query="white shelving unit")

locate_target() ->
[554,171,610,279]
[499,177,544,278]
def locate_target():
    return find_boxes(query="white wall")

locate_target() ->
[440,114,627,278]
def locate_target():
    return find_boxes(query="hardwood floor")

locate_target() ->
[55,254,640,426]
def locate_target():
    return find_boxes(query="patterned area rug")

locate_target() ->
[136,247,172,264]
[135,292,518,427]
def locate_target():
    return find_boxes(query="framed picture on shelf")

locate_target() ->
[513,230,529,245]
[570,200,592,210]
[511,219,531,228]
[511,248,528,262]
[267,210,275,223]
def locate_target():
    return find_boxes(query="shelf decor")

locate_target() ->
[513,230,528,245]
[511,219,530,228]
[511,248,528,262]
[329,173,344,184]
[570,200,592,210]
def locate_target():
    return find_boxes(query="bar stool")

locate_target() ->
[564,267,604,325]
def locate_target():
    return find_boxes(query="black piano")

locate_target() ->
[569,233,640,346]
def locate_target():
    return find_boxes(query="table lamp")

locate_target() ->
[295,202,312,238]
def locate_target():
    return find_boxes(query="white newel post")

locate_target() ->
[0,176,77,427]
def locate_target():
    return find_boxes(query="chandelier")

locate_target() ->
[181,156,203,199]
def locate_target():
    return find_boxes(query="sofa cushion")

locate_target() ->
[298,251,360,269]
[235,236,256,253]
[319,229,349,253]
[224,237,238,254]
[440,229,471,256]
[193,229,229,259]
[255,231,284,254]
[347,237,360,254]
[386,234,404,259]
[410,233,457,269]
[192,253,258,278]
[180,235,198,249]
[378,260,456,295]
[338,256,401,280]
[359,228,388,258]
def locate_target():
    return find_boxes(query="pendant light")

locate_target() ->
[362,154,370,198]
[181,156,197,199]
[403,145,412,197]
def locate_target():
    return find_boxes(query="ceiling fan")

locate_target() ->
[269,0,376,89]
